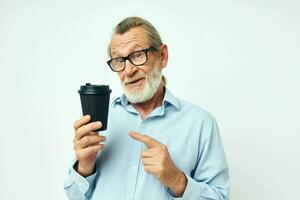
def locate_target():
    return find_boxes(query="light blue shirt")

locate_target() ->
[64,88,230,200]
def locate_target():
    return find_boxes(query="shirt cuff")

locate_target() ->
[64,160,98,196]
[167,172,205,200]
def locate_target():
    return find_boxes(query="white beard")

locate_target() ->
[122,64,162,103]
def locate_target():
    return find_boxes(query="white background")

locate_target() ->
[0,0,299,199]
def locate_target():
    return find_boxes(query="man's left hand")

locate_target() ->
[129,131,187,197]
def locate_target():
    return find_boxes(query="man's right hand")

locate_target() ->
[73,115,106,177]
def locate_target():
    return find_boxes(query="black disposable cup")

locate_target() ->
[78,83,111,131]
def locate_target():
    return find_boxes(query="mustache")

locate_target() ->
[123,74,146,84]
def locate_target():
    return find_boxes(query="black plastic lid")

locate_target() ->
[78,83,111,95]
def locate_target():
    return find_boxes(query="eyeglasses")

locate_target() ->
[107,47,157,72]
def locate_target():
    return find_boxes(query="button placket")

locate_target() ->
[129,120,148,200]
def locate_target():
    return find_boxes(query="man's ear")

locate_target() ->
[159,44,168,69]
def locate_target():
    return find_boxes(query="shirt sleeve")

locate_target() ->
[167,116,230,200]
[64,160,98,200]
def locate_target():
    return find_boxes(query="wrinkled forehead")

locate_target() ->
[110,27,149,58]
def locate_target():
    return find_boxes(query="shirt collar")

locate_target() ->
[111,87,180,110]
[163,87,180,109]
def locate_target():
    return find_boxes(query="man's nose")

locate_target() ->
[124,59,137,76]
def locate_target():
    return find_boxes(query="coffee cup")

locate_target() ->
[78,83,111,131]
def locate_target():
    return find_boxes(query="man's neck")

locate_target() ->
[132,83,165,120]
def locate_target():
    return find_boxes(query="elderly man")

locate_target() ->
[64,17,230,200]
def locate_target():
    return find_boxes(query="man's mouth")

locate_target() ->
[125,78,145,86]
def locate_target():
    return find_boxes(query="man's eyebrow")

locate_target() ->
[112,44,144,58]
[129,44,144,52]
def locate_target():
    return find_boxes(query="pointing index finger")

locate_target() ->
[128,131,159,148]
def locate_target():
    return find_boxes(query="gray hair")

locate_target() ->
[108,16,167,86]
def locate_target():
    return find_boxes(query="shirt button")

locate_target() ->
[132,166,137,171]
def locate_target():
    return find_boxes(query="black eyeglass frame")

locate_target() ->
[107,47,157,72]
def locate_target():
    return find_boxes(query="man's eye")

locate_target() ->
[131,51,143,59]
[113,58,124,63]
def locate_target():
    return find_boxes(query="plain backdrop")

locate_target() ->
[0,0,299,200]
